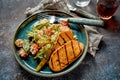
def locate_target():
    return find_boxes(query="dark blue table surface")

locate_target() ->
[0,0,120,80]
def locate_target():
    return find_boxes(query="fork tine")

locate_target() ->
[37,13,57,23]
[37,13,64,24]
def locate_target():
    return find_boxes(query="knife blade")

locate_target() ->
[67,3,100,20]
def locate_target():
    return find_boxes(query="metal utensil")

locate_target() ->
[67,3,99,19]
[38,14,104,26]
[49,16,104,26]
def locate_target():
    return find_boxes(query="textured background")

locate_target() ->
[0,0,120,80]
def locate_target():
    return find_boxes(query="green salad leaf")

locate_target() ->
[23,40,30,52]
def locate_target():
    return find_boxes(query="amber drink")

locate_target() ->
[97,0,119,20]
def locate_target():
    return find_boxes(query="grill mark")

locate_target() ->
[51,57,54,69]
[78,42,81,54]
[64,44,69,64]
[59,34,66,43]
[71,41,76,58]
[53,41,61,51]
[57,50,61,69]
[57,40,61,46]
[65,32,72,40]
[58,35,64,45]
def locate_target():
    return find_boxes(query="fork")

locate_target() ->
[37,13,104,26]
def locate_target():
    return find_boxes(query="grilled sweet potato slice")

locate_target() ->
[49,40,84,72]
[53,30,75,51]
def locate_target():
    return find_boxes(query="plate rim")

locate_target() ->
[12,10,89,77]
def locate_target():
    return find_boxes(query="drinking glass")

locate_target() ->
[75,0,91,7]
[97,0,120,20]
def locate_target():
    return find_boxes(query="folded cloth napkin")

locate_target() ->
[25,0,69,16]
[25,0,103,57]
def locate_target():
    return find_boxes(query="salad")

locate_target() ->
[15,19,70,71]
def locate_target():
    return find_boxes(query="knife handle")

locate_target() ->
[73,8,99,20]
[68,18,104,26]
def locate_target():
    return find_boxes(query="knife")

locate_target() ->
[67,3,100,20]
[47,16,104,26]
[59,17,104,26]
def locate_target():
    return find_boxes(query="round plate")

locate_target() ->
[12,10,88,77]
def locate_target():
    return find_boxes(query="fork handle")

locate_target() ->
[73,8,99,20]
[68,18,104,26]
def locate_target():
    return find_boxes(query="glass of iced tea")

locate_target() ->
[97,0,120,20]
